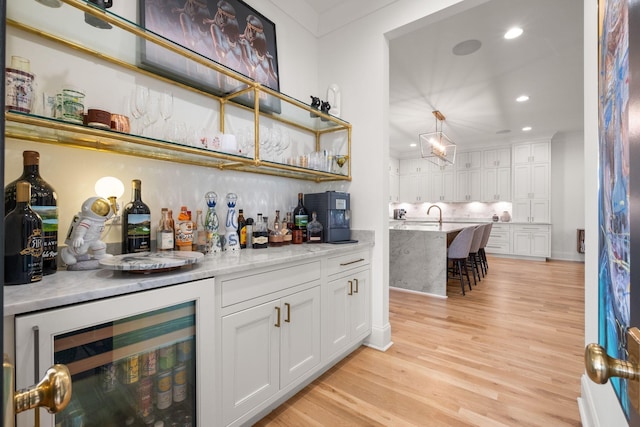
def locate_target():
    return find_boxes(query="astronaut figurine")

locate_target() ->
[61,196,114,270]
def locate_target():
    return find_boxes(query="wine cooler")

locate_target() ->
[12,279,215,427]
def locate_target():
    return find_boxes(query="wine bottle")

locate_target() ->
[5,150,58,275]
[293,193,309,242]
[5,181,44,285]
[156,208,174,252]
[238,209,247,249]
[121,179,151,254]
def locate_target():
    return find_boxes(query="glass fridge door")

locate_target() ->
[14,278,215,427]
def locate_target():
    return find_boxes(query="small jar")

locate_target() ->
[500,211,511,222]
[292,229,303,244]
[492,214,499,222]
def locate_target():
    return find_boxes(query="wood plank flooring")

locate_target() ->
[255,257,585,426]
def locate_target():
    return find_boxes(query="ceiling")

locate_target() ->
[291,0,584,158]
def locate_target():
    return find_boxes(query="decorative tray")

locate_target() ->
[98,251,204,273]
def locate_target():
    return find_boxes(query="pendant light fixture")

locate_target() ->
[419,110,456,166]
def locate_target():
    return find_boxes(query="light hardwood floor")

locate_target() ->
[255,257,585,426]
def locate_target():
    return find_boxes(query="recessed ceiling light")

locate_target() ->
[516,95,529,102]
[504,27,523,39]
[522,126,532,132]
[410,143,417,147]
[452,39,482,56]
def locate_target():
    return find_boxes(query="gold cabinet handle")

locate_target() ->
[275,306,281,328]
[348,280,353,296]
[340,258,364,266]
[353,278,359,294]
[284,303,291,323]
[585,343,640,384]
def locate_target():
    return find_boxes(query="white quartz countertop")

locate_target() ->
[389,222,485,233]
[4,240,373,317]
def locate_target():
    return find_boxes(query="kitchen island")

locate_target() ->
[389,222,485,297]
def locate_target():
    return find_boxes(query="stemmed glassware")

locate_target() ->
[129,85,148,135]
[159,91,173,140]
[143,95,160,137]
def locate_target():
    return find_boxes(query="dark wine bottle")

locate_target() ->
[5,181,44,285]
[238,209,247,249]
[121,179,151,254]
[293,193,309,242]
[5,150,58,275]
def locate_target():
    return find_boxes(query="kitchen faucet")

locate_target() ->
[427,204,442,224]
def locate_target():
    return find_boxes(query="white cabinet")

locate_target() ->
[324,250,371,362]
[513,199,550,223]
[483,147,511,168]
[399,158,431,174]
[512,224,550,258]
[389,157,400,203]
[218,261,322,426]
[482,167,511,201]
[430,167,455,202]
[456,150,482,169]
[399,174,428,203]
[485,223,511,254]
[456,169,482,201]
[512,141,550,223]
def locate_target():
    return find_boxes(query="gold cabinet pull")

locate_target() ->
[285,303,291,323]
[8,358,72,416]
[275,306,281,328]
[354,278,359,294]
[340,258,364,266]
[348,280,353,296]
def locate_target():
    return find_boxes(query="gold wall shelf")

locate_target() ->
[5,0,352,183]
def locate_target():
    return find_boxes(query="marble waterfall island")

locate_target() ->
[389,222,484,297]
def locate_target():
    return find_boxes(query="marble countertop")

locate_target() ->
[389,222,483,233]
[4,238,374,317]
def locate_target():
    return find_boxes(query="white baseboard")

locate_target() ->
[365,322,393,351]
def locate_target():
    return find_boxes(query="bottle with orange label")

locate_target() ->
[175,206,194,251]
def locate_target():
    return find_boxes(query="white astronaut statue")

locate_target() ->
[61,196,114,270]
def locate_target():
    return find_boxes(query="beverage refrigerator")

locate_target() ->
[12,279,215,427]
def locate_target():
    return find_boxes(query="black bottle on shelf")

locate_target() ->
[5,181,43,285]
[121,179,151,254]
[5,150,58,275]
[293,193,309,242]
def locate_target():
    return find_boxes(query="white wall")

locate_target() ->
[551,130,586,262]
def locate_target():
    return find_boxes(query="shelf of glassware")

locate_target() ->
[6,0,352,181]
[5,111,351,182]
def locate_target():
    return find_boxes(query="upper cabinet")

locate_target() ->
[5,0,351,182]
[456,150,482,169]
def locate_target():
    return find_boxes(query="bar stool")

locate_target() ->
[478,223,493,275]
[447,226,475,295]
[467,226,484,284]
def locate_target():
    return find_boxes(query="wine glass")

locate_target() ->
[143,95,160,137]
[159,91,173,121]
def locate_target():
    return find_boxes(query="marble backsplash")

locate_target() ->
[389,201,513,222]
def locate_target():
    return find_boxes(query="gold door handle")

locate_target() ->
[4,353,72,427]
[348,280,353,296]
[284,303,291,323]
[585,343,640,384]
[585,327,640,413]
[275,306,281,327]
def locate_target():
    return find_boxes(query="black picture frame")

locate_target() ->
[139,0,281,113]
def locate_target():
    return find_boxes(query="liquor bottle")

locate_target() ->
[176,206,194,251]
[307,211,323,243]
[268,210,284,247]
[5,181,43,285]
[245,218,254,248]
[238,209,247,249]
[156,208,174,252]
[204,192,222,253]
[252,213,268,249]
[224,193,240,251]
[5,150,58,275]
[281,213,291,245]
[167,209,176,249]
[121,179,151,254]
[194,209,207,253]
[293,193,309,242]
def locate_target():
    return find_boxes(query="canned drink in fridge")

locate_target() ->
[156,370,173,411]
[173,363,187,403]
[141,349,157,377]
[137,377,154,424]
[100,362,117,393]
[119,354,139,384]
[176,339,193,363]
[158,344,176,371]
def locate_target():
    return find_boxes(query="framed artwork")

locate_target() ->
[139,0,280,113]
